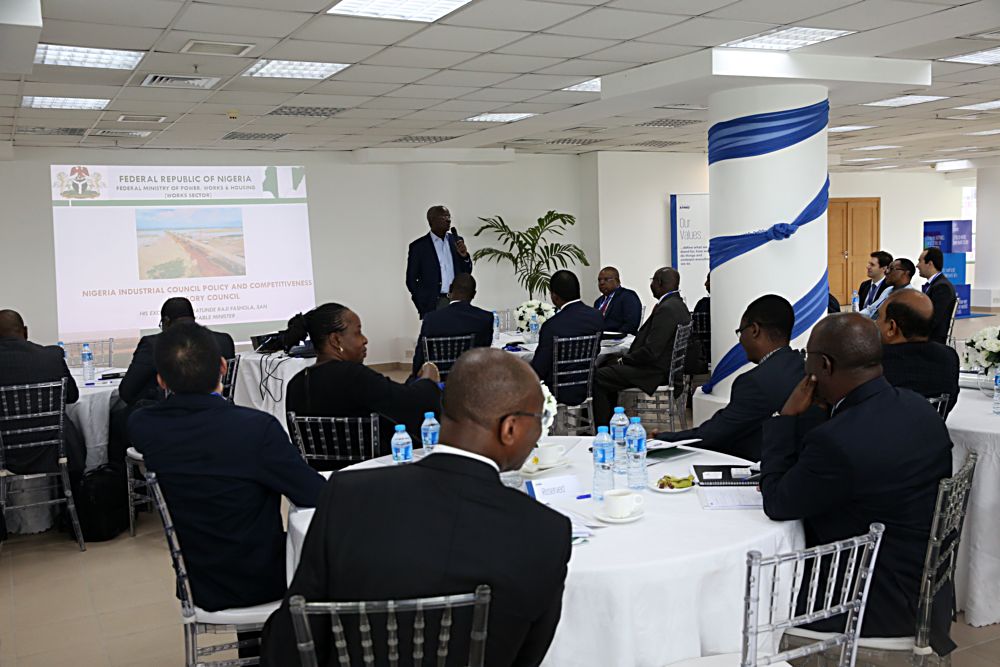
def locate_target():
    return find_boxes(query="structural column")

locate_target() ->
[973,167,1000,310]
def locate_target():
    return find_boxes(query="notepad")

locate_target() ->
[697,486,764,510]
[691,464,760,487]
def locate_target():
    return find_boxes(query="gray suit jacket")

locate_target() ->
[621,293,690,393]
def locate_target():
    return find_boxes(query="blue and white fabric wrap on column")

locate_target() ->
[702,98,830,394]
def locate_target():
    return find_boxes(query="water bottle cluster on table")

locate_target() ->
[590,407,648,498]
[391,425,413,464]
[421,412,440,452]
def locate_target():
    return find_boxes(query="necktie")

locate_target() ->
[922,282,929,294]
[600,294,612,314]
[865,283,877,307]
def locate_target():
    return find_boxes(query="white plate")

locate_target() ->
[521,456,570,474]
[595,508,644,524]
[649,482,694,494]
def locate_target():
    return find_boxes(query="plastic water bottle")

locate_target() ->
[529,314,540,343]
[391,425,413,464]
[610,407,629,474]
[851,290,860,312]
[81,343,96,385]
[625,417,647,490]
[492,310,500,341]
[420,412,440,452]
[993,371,1000,416]
[592,426,615,500]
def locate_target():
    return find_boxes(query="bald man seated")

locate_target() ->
[262,349,572,667]
[878,289,960,417]
[761,313,954,649]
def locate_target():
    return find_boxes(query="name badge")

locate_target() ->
[524,475,582,503]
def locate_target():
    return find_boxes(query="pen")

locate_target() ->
[576,494,591,500]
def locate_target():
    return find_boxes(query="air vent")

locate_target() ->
[635,118,702,128]
[633,140,683,148]
[546,138,601,146]
[181,39,255,57]
[390,136,457,143]
[87,129,152,138]
[222,131,286,141]
[15,127,86,136]
[268,106,345,117]
[141,73,221,90]
[117,114,166,123]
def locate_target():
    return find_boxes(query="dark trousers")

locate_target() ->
[593,361,666,426]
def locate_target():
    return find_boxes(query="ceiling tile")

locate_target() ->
[398,26,529,52]
[264,40,384,63]
[529,90,600,103]
[638,17,777,46]
[221,77,318,93]
[294,16,425,45]
[307,80,403,95]
[443,0,589,30]
[285,93,374,107]
[138,53,255,76]
[156,31,280,56]
[42,0,183,28]
[359,97,441,110]
[333,65,438,84]
[209,91,298,105]
[608,0,738,15]
[453,53,565,72]
[174,4,313,37]
[495,73,596,90]
[537,59,630,75]
[708,0,859,23]
[886,38,999,60]
[460,88,545,102]
[21,82,123,98]
[497,34,620,57]
[195,102,279,116]
[432,99,504,111]
[40,20,164,50]
[402,109,475,120]
[106,99,200,113]
[546,8,688,39]
[586,42,700,63]
[117,86,215,102]
[363,47,479,69]
[25,65,133,86]
[418,70,516,86]
[803,0,944,31]
[384,84,478,98]
[198,0,333,11]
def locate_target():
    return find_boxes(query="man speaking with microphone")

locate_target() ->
[406,205,474,318]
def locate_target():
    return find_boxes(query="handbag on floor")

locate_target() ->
[76,463,129,541]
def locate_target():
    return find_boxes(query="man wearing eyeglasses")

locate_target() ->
[858,257,916,320]
[760,313,953,646]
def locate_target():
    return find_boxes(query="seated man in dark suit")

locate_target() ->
[858,250,893,311]
[405,205,474,319]
[594,266,643,334]
[262,349,572,667]
[129,323,325,617]
[762,313,952,645]
[917,246,957,344]
[592,267,690,425]
[878,289,960,417]
[531,270,604,406]
[411,273,492,376]
[119,297,236,405]
[655,295,807,461]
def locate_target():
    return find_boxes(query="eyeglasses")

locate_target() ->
[735,323,753,337]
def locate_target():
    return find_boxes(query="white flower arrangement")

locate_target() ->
[540,381,557,438]
[963,325,1000,371]
[515,300,556,333]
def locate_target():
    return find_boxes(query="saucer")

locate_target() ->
[594,508,644,524]
[649,482,694,494]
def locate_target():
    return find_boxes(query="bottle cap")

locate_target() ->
[424,412,435,419]
[613,407,625,413]
[629,417,641,424]
[394,425,406,432]
[597,426,609,433]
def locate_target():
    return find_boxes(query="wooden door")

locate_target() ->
[828,198,880,304]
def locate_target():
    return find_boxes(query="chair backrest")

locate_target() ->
[927,394,949,419]
[945,298,959,347]
[64,339,114,368]
[287,412,380,464]
[0,379,66,470]
[289,585,492,667]
[667,321,694,387]
[914,452,978,654]
[221,355,240,402]
[692,311,710,336]
[741,523,884,667]
[550,334,601,404]
[145,472,197,621]
[421,334,476,380]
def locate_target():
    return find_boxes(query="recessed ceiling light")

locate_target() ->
[852,145,900,151]
[936,160,974,172]
[15,127,87,136]
[863,95,948,107]
[117,114,166,123]
[942,47,1000,66]
[721,26,854,51]
[327,0,474,22]
[34,44,144,70]
[842,157,883,162]
[966,128,1000,136]
[244,60,349,79]
[22,96,108,110]
[945,114,982,120]
[87,129,152,138]
[563,78,600,93]
[829,125,875,132]
[868,165,898,170]
[464,113,535,122]
[954,100,1000,111]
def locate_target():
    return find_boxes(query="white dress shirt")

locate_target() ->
[430,232,455,295]
[861,283,915,320]
[430,443,500,472]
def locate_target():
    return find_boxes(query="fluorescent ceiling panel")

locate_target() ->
[721,26,854,51]
[464,113,536,122]
[942,47,1000,66]
[863,95,948,107]
[327,0,474,22]
[852,145,900,151]
[34,44,144,70]
[563,78,601,92]
[244,59,350,79]
[829,125,875,132]
[22,96,109,110]
[954,100,1000,111]
[867,165,898,170]
[966,129,1000,136]
[842,157,883,162]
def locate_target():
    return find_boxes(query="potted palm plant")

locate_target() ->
[472,210,590,300]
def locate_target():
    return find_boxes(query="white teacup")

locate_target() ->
[534,444,566,466]
[604,489,644,519]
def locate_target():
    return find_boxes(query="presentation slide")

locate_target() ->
[50,165,315,341]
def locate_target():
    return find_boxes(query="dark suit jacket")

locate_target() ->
[925,274,957,344]
[531,301,604,406]
[411,301,493,375]
[858,278,890,310]
[261,453,571,667]
[621,292,691,393]
[119,329,236,405]
[405,232,474,317]
[128,393,326,612]
[761,377,952,642]
[593,287,642,335]
[882,342,960,416]
[286,360,442,453]
[660,347,806,461]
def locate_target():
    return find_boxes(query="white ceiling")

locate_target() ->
[2,0,1000,170]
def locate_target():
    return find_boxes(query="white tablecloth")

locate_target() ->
[946,388,1000,627]
[286,439,803,667]
[232,352,315,430]
[492,332,633,363]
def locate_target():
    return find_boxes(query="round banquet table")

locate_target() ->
[492,331,633,363]
[286,437,804,667]
[945,387,1000,627]
[232,352,315,431]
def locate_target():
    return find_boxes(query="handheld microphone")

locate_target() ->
[450,225,459,239]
